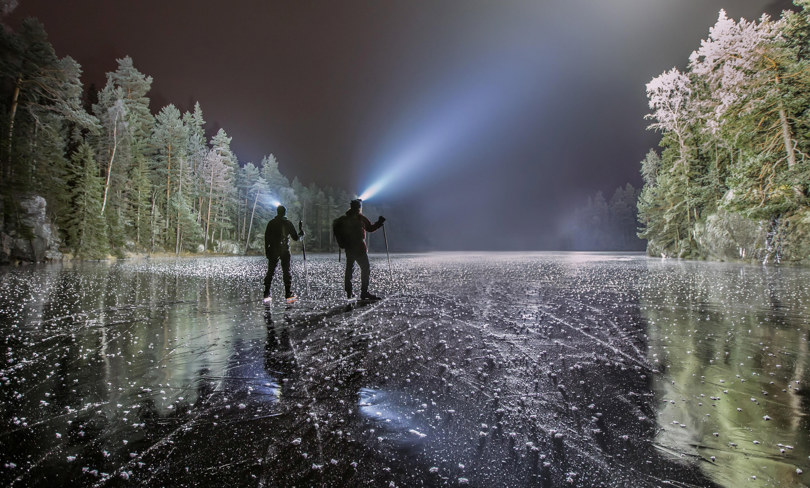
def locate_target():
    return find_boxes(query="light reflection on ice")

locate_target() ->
[358,388,428,445]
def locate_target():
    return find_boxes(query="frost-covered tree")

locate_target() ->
[640,3,810,261]
[688,10,803,213]
[244,175,269,252]
[236,161,261,240]
[182,103,207,225]
[261,154,296,209]
[200,129,236,251]
[645,67,699,244]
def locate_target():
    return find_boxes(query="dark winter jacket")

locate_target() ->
[264,216,300,257]
[340,209,383,253]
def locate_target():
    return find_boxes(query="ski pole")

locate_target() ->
[299,219,308,294]
[382,223,392,281]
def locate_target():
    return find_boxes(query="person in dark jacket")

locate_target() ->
[339,199,385,300]
[263,205,302,303]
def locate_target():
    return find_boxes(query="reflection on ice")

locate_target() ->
[643,260,809,487]
[0,254,807,486]
[358,388,428,445]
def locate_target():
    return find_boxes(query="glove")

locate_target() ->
[377,216,386,224]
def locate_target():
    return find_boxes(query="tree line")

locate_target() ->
[563,184,644,251]
[639,2,810,261]
[0,16,375,259]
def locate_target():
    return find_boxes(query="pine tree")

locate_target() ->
[261,154,297,214]
[151,103,188,249]
[237,162,261,241]
[0,20,97,187]
[244,175,269,252]
[91,56,153,248]
[65,142,108,258]
[182,103,207,227]
[127,156,152,249]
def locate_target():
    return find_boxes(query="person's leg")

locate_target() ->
[263,255,280,297]
[281,251,292,297]
[344,250,356,297]
[358,251,371,294]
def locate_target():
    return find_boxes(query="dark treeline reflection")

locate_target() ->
[0,258,279,485]
[640,260,809,487]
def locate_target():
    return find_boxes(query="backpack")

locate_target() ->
[332,215,349,249]
[265,217,289,255]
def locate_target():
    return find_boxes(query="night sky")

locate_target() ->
[7,0,797,250]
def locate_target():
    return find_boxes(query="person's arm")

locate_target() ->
[363,215,386,232]
[287,220,300,241]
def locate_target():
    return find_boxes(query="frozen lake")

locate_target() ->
[0,253,808,487]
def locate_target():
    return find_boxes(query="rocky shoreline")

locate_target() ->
[0,194,257,265]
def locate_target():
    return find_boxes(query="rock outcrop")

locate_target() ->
[651,208,810,265]
[0,195,62,264]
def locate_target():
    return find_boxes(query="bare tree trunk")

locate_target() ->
[30,122,38,181]
[150,193,157,252]
[245,190,260,254]
[165,143,172,231]
[677,135,695,241]
[776,102,804,197]
[218,204,223,248]
[318,205,322,249]
[779,106,797,171]
[136,187,141,247]
[175,156,183,255]
[204,165,214,253]
[100,110,120,215]
[242,196,249,240]
[772,74,802,197]
[5,74,22,178]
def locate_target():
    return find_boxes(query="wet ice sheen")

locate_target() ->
[0,253,807,487]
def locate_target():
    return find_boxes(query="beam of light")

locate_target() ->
[260,194,281,208]
[357,53,547,202]
[357,177,388,201]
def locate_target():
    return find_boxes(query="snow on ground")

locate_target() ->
[0,253,807,487]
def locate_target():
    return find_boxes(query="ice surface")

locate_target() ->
[0,253,807,486]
